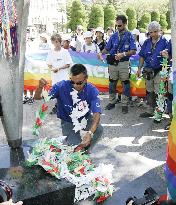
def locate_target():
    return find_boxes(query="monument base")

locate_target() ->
[0,140,75,205]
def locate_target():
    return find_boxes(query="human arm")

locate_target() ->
[97,36,113,60]
[34,78,48,100]
[115,50,136,61]
[115,33,137,61]
[80,112,101,147]
[50,64,70,73]
[80,87,101,147]
[97,48,109,61]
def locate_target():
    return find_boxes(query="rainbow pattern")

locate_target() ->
[166,70,176,201]
[24,50,146,96]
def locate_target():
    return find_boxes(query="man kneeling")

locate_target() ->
[34,64,103,150]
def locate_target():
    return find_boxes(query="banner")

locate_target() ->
[24,50,146,97]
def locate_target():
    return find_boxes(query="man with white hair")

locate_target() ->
[137,21,168,120]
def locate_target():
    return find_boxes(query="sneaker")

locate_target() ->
[164,123,171,130]
[115,98,121,103]
[122,106,128,114]
[28,97,34,105]
[105,103,115,110]
[139,112,153,118]
[23,96,29,104]
[50,106,57,114]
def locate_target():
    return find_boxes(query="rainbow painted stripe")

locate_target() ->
[24,50,146,96]
[166,65,176,202]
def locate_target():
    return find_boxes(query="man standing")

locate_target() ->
[98,15,136,114]
[34,64,103,149]
[137,21,168,119]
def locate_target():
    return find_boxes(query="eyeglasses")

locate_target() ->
[70,80,85,85]
[117,25,123,27]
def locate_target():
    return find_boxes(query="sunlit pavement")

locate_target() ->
[0,95,169,205]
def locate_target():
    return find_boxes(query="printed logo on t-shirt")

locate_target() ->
[96,102,100,107]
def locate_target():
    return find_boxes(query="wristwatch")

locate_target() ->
[87,130,94,138]
[123,52,126,56]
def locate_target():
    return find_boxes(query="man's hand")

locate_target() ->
[39,78,48,88]
[76,48,81,52]
[160,49,169,58]
[97,53,104,61]
[80,132,92,148]
[1,199,23,205]
[51,68,59,73]
[115,53,124,61]
[137,68,142,78]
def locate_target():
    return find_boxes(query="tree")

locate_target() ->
[126,7,137,30]
[104,4,116,30]
[0,0,29,148]
[138,13,151,30]
[159,14,168,30]
[151,11,160,22]
[166,10,171,29]
[88,4,104,29]
[67,0,86,31]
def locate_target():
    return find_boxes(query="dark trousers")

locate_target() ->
[61,115,103,146]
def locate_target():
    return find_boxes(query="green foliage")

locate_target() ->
[126,7,136,19]
[166,10,171,29]
[140,28,147,33]
[88,4,104,29]
[126,7,137,30]
[151,11,160,22]
[67,0,86,31]
[138,13,151,30]
[159,14,168,30]
[104,4,116,30]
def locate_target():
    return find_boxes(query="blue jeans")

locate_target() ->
[61,115,103,146]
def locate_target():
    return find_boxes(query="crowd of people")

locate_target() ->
[23,14,173,130]
[0,13,174,205]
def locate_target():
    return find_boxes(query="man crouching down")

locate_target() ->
[34,64,103,151]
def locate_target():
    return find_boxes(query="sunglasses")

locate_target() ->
[70,80,85,85]
[117,25,123,27]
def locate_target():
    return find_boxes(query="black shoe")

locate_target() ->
[165,123,171,130]
[105,103,115,110]
[139,112,153,118]
[23,96,29,104]
[28,97,34,105]
[50,106,57,114]
[115,98,121,103]
[122,106,128,114]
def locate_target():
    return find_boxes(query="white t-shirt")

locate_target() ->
[81,43,100,53]
[46,48,73,85]
[70,35,84,51]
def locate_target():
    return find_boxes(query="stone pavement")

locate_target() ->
[0,95,169,205]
